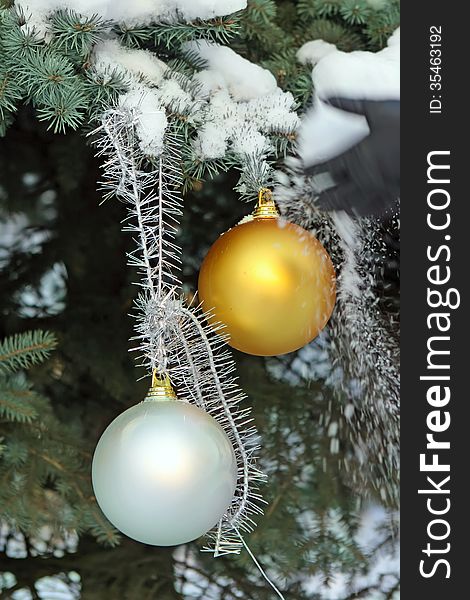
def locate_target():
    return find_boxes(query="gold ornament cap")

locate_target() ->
[252,188,279,219]
[145,371,177,401]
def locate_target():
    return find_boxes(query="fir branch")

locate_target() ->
[85,514,121,547]
[234,153,274,201]
[290,71,314,104]
[0,376,38,423]
[0,67,23,119]
[311,0,342,17]
[51,9,110,59]
[240,0,289,53]
[260,48,306,91]
[339,0,372,25]
[116,13,241,51]
[0,12,43,59]
[16,45,89,131]
[179,45,212,71]
[365,2,400,48]
[18,49,78,103]
[302,19,363,51]
[113,24,153,48]
[246,0,278,22]
[35,85,88,133]
[151,14,242,49]
[2,438,29,464]
[0,331,57,374]
[296,0,319,19]
[183,155,232,191]
[83,67,130,123]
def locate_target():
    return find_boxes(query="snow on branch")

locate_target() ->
[185,40,299,163]
[18,0,247,28]
[89,37,299,193]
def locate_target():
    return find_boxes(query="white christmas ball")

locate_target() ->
[92,399,237,546]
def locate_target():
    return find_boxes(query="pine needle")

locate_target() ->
[0,330,57,373]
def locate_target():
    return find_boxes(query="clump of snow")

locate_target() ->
[298,97,370,166]
[156,79,194,112]
[297,28,400,167]
[304,27,400,101]
[93,40,167,87]
[119,87,168,156]
[231,125,268,156]
[186,40,278,101]
[193,122,228,159]
[92,39,198,133]
[184,41,299,160]
[297,40,337,67]
[18,0,247,27]
[193,86,298,160]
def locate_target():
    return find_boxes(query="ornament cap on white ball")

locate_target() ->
[92,375,237,546]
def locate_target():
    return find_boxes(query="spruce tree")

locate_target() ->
[0,1,400,598]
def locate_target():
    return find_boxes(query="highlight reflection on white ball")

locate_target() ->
[92,400,237,546]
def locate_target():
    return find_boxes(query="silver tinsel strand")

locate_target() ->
[90,105,266,556]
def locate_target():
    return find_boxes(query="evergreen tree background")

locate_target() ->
[0,1,400,598]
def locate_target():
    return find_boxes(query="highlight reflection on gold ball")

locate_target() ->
[198,216,336,356]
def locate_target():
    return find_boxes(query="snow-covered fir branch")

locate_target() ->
[16,0,248,33]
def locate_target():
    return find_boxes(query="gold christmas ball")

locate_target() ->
[198,198,336,356]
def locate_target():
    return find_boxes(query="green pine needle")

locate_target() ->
[114,24,153,48]
[0,330,57,374]
[83,67,130,120]
[51,9,109,58]
[0,68,23,117]
[297,0,318,19]
[0,375,39,423]
[312,0,342,17]
[365,2,400,48]
[0,19,43,59]
[303,19,364,51]
[117,13,241,51]
[340,0,372,25]
[291,71,314,104]
[246,0,278,21]
[18,49,79,104]
[86,512,122,547]
[35,86,89,133]
[2,439,29,464]
[153,14,241,49]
